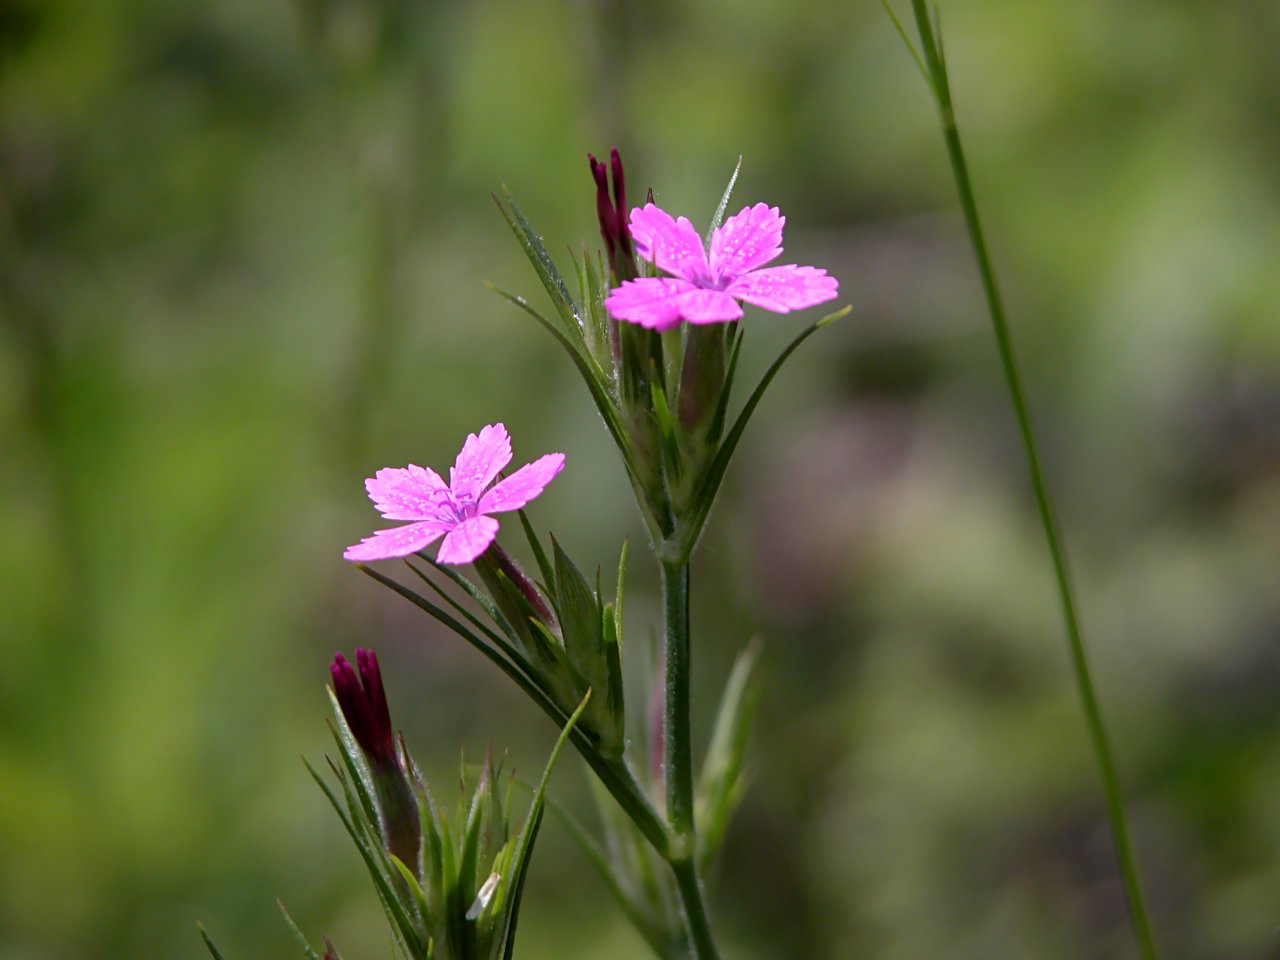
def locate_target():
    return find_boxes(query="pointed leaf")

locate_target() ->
[487,283,625,452]
[880,0,932,90]
[705,156,744,247]
[494,190,584,344]
[276,903,325,960]
[552,538,603,680]
[516,509,557,597]
[197,924,228,960]
[356,564,552,720]
[497,692,592,956]
[697,639,762,866]
[681,305,851,561]
[326,689,381,834]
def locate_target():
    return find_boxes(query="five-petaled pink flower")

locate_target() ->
[604,202,838,331]
[344,423,564,565]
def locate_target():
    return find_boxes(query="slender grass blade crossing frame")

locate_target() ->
[883,2,1161,957]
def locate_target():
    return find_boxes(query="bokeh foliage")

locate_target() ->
[2,0,1278,957]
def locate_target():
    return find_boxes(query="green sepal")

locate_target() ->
[696,639,762,867]
[552,537,602,672]
[705,325,744,449]
[552,539,624,756]
[600,602,626,755]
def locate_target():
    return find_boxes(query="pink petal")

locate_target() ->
[710,203,785,278]
[628,204,710,283]
[726,265,839,313]
[365,464,451,521]
[435,515,500,565]
[606,278,742,330]
[478,453,565,515]
[344,520,449,562]
[450,424,513,501]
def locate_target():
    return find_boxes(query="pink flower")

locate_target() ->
[344,423,564,564]
[604,202,838,331]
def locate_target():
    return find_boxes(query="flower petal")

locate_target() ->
[365,464,451,521]
[344,520,449,562]
[628,203,710,282]
[606,277,695,330]
[725,265,839,313]
[478,453,565,515]
[678,288,745,324]
[606,277,742,330]
[436,515,500,565]
[450,423,513,501]
[710,203,785,278]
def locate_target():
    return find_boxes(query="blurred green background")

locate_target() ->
[3,0,1279,956]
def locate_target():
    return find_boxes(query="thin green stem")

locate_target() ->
[660,560,721,960]
[905,3,1159,957]
[662,560,696,850]
[671,857,720,960]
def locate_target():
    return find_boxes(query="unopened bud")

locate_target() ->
[588,147,638,283]
[330,649,422,877]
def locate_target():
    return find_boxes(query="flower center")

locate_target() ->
[452,496,479,523]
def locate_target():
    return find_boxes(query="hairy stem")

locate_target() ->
[904,2,1159,956]
[661,560,720,960]
[662,561,696,847]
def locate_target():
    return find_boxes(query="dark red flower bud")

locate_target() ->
[588,147,637,283]
[330,649,422,877]
[331,649,395,765]
[588,152,618,265]
[609,147,632,262]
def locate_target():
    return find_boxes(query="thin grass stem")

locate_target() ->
[899,3,1160,956]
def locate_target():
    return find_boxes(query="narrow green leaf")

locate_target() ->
[417,555,518,641]
[498,692,592,957]
[326,691,381,834]
[493,190,584,344]
[487,283,626,451]
[196,923,227,960]
[307,760,422,956]
[389,855,432,933]
[403,560,517,656]
[648,372,682,487]
[540,795,677,960]
[600,603,627,756]
[681,305,851,561]
[277,902,324,960]
[356,564,548,712]
[880,0,932,90]
[707,325,744,447]
[697,639,762,866]
[705,156,744,247]
[517,509,557,596]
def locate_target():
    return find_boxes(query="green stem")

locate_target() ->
[661,560,721,960]
[905,3,1159,957]
[671,857,720,960]
[662,560,696,850]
